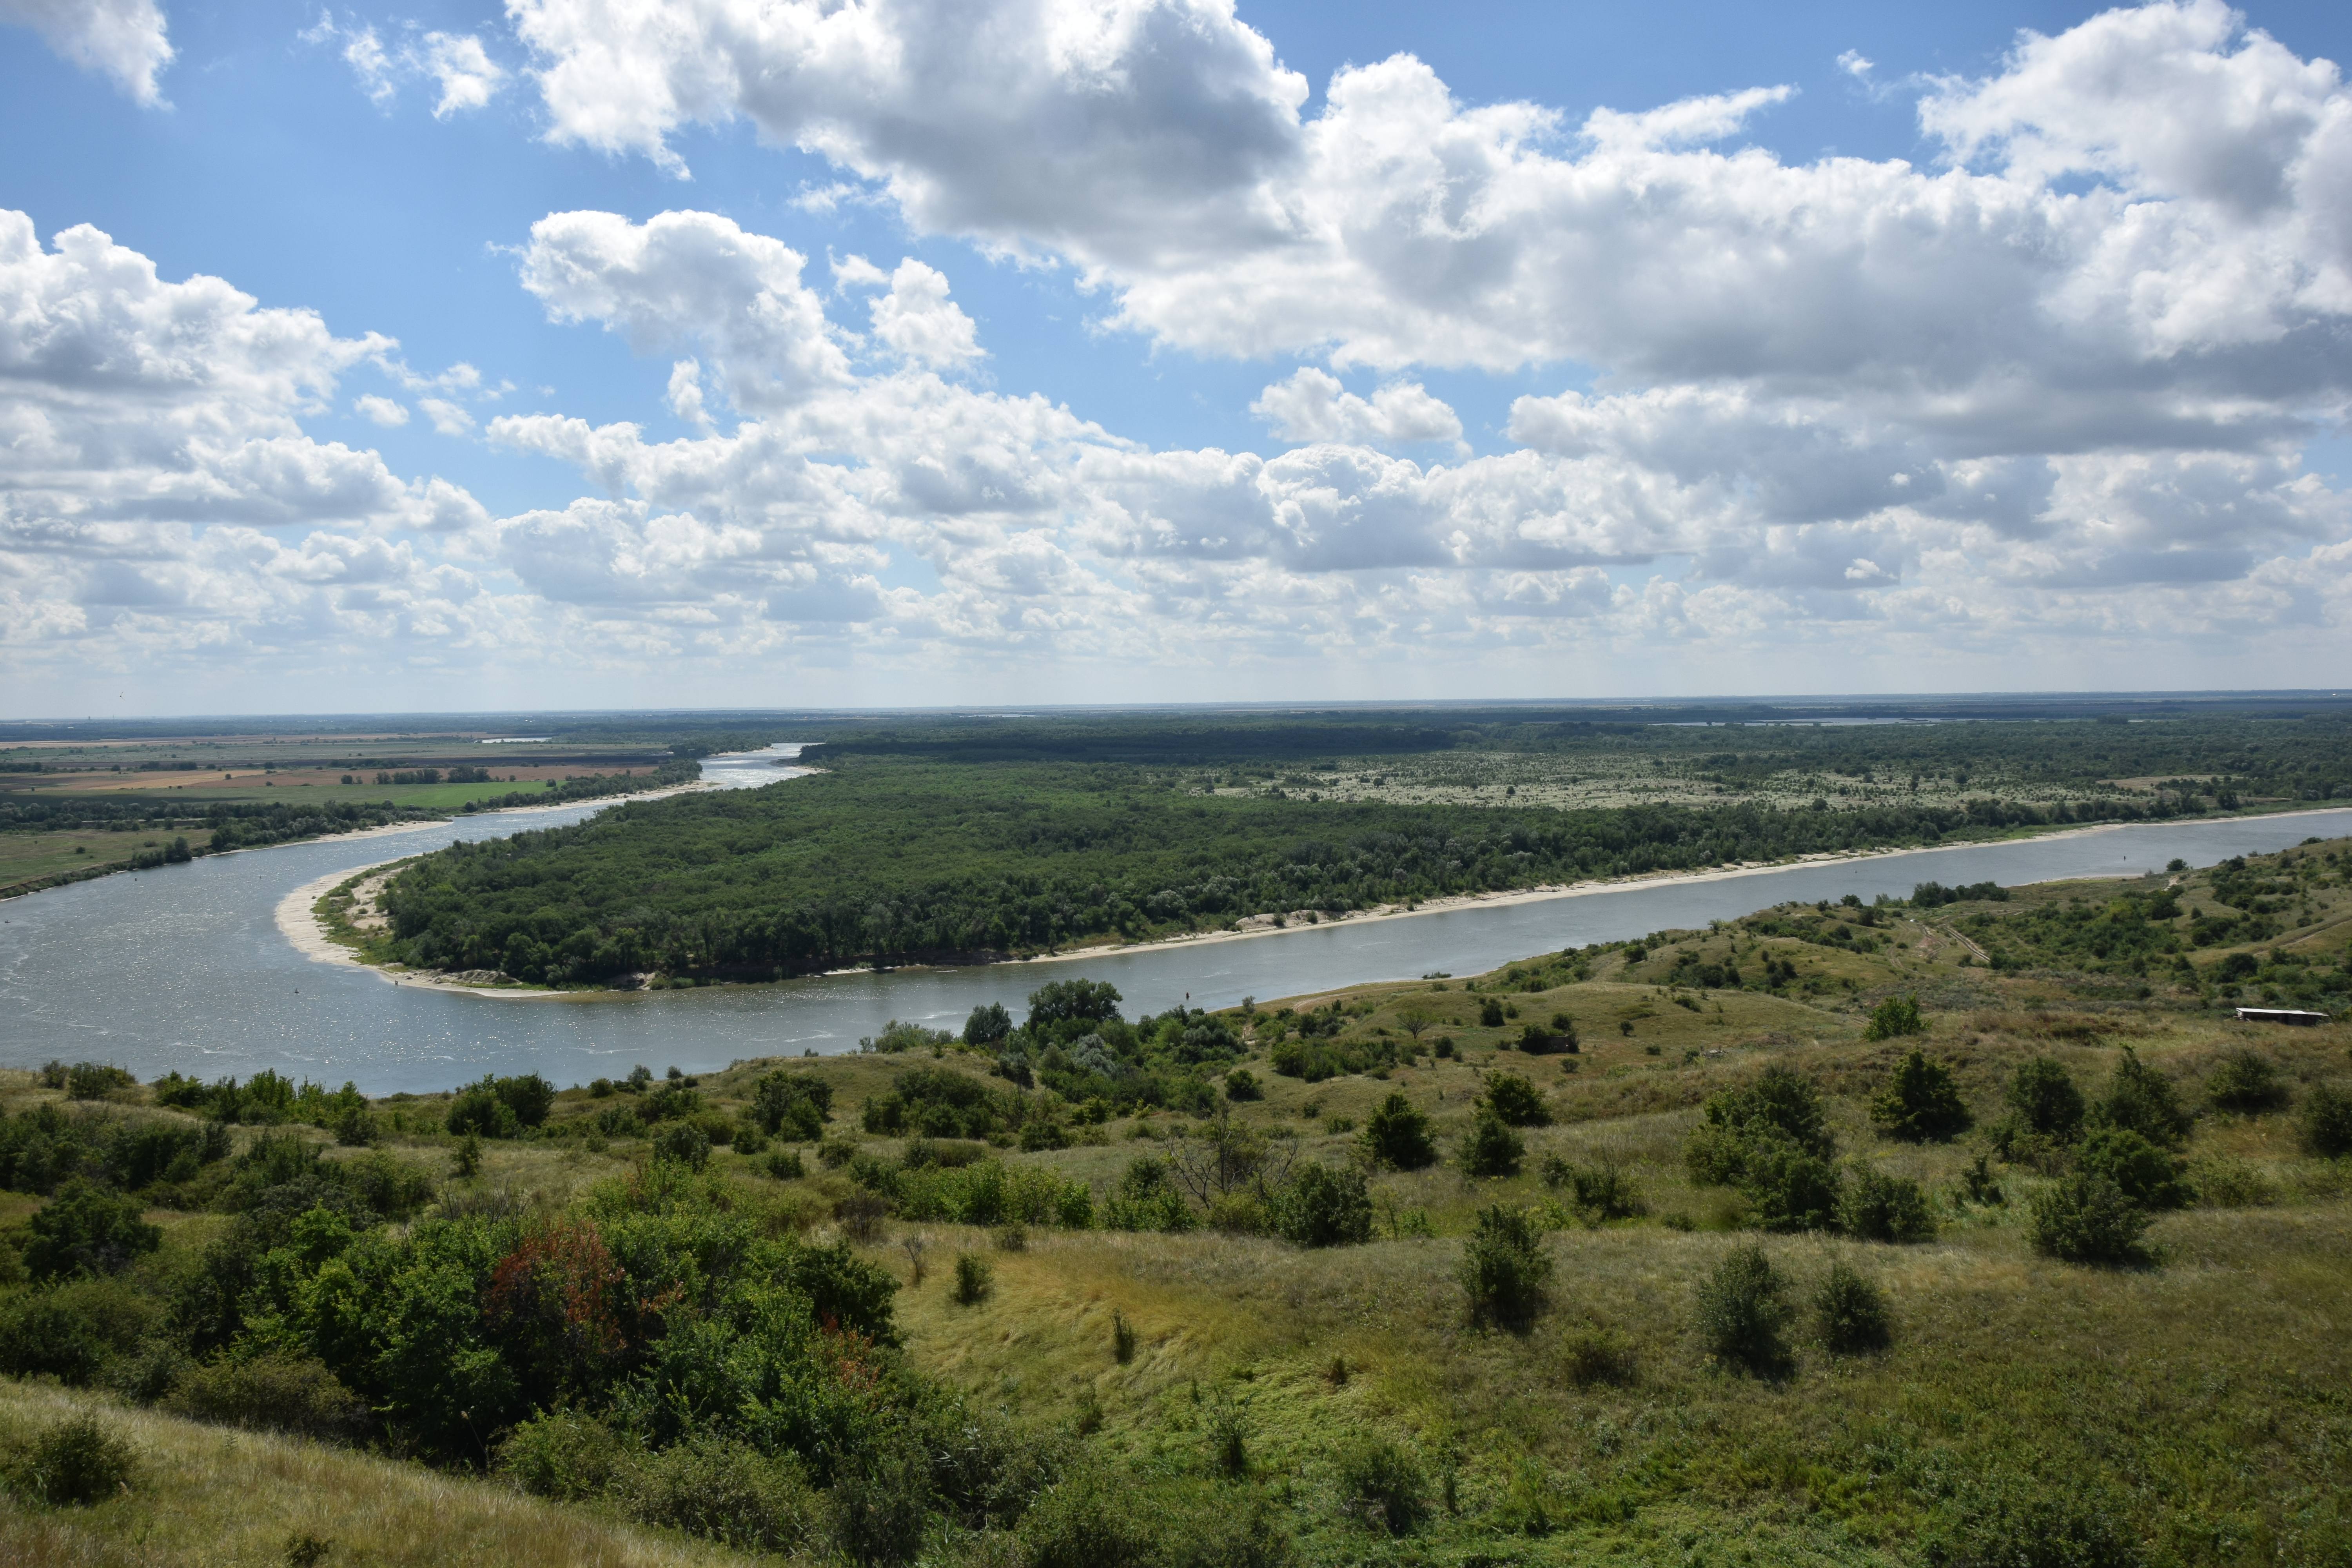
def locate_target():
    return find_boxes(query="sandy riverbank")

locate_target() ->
[275,804,2352,1000]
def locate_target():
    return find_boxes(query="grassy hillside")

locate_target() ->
[4,839,2350,1564]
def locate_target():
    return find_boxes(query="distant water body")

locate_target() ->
[2,746,2345,1094]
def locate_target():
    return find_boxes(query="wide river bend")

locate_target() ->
[4,747,2347,1094]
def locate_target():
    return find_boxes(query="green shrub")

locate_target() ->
[1206,1396,1250,1477]
[1695,1243,1792,1374]
[748,1071,831,1140]
[953,1252,994,1305]
[1333,1433,1428,1535]
[444,1073,555,1138]
[652,1122,710,1170]
[1270,1162,1372,1248]
[64,1063,136,1101]
[1557,1327,1638,1387]
[731,1123,769,1156]
[1020,1471,1159,1568]
[1359,1093,1436,1171]
[1459,1203,1551,1330]
[4,1413,134,1506]
[1112,1310,1136,1365]
[499,1409,635,1500]
[20,1179,161,1279]
[827,1438,933,1568]
[452,1133,482,1178]
[1482,1073,1552,1128]
[1687,1067,1835,1193]
[1813,1260,1891,1353]
[2205,1049,2290,1114]
[1541,1155,1644,1220]
[0,1277,157,1385]
[766,1148,808,1180]
[2005,1057,2086,1142]
[1837,1166,1936,1243]
[1862,994,1925,1040]
[1922,1471,2147,1568]
[1740,1139,1842,1233]
[1871,1050,1972,1141]
[2028,1173,2153,1266]
[1223,1069,1263,1102]
[2092,1049,2191,1149]
[2300,1081,2352,1157]
[2077,1127,2190,1210]
[1459,1110,1525,1178]
[163,1352,368,1441]
[619,1436,819,1555]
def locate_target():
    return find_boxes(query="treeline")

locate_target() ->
[455,756,701,815]
[372,757,2213,985]
[0,797,435,858]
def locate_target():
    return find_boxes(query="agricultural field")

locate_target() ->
[2,838,2348,1564]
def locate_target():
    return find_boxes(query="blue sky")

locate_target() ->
[4,0,2352,713]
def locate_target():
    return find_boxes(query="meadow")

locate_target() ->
[2,837,2348,1564]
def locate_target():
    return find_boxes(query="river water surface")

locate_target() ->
[4,748,2347,1094]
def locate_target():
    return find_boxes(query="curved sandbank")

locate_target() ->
[274,805,2352,1001]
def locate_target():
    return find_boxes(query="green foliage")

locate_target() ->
[452,1133,481,1179]
[2005,1056,2087,1142]
[862,1066,1018,1140]
[20,1179,161,1279]
[2093,1049,2192,1149]
[616,1435,819,1554]
[4,1413,134,1507]
[2205,1049,2290,1113]
[651,1121,711,1169]
[1541,1155,1645,1220]
[2029,1173,2155,1266]
[1687,1067,1836,1180]
[1922,1471,2147,1568]
[2302,1081,2352,1157]
[953,1252,994,1305]
[445,1073,554,1138]
[1459,1204,1552,1330]
[1270,1163,1372,1248]
[1459,1110,1525,1179]
[1837,1166,1936,1243]
[1695,1244,1793,1375]
[162,1352,368,1442]
[1481,1072,1552,1128]
[964,1001,1013,1046]
[1223,1069,1262,1102]
[1871,1050,1973,1142]
[1813,1261,1892,1353]
[1359,1092,1436,1171]
[1862,994,1926,1040]
[1333,1433,1428,1535]
[2077,1127,2191,1209]
[750,1071,833,1140]
[0,1103,230,1197]
[0,1277,158,1385]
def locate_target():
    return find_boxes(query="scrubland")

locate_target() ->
[2,840,2349,1564]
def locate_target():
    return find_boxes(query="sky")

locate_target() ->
[4,0,2352,716]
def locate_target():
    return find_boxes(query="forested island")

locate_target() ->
[356,702,2352,987]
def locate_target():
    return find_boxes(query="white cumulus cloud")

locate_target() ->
[0,0,172,104]
[1252,369,1462,448]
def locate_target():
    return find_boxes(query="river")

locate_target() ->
[3,748,2346,1094]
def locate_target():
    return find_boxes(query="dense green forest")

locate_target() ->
[364,705,2352,986]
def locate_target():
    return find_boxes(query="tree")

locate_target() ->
[1482,1073,1553,1128]
[2094,1048,2191,1149]
[2004,1056,2085,1142]
[962,1002,1012,1046]
[1871,1051,1972,1142]
[1459,1110,1524,1178]
[1863,994,1926,1040]
[1025,980,1122,1033]
[1459,1204,1550,1329]
[1695,1243,1791,1374]
[1270,1162,1372,1248]
[1360,1093,1436,1171]
[22,1180,161,1280]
